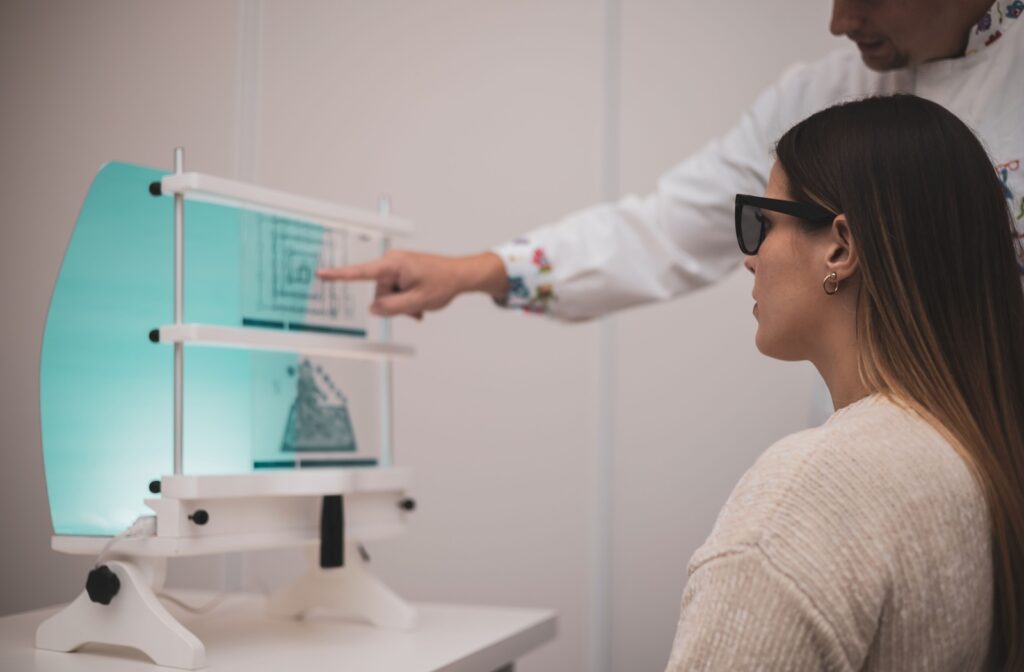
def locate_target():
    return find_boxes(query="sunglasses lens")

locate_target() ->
[740,205,765,254]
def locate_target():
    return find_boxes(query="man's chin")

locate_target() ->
[858,46,909,72]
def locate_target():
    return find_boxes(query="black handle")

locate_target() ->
[320,495,345,568]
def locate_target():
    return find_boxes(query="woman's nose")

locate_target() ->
[744,255,756,274]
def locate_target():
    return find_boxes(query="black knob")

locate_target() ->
[189,509,209,525]
[86,565,120,605]
[148,480,161,494]
[148,181,162,196]
[398,498,416,512]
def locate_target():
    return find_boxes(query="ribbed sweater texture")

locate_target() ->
[665,394,993,671]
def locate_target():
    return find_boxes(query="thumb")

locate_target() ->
[371,290,429,317]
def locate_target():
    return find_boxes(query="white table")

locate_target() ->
[0,592,557,671]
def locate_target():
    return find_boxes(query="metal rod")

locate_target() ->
[377,195,394,468]
[173,147,185,475]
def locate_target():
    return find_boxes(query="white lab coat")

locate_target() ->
[495,1,1024,322]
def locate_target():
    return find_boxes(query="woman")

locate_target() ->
[666,95,1024,671]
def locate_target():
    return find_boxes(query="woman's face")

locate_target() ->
[744,163,836,361]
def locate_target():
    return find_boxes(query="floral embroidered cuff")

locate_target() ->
[492,237,558,314]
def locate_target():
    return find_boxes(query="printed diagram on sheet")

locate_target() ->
[242,214,365,333]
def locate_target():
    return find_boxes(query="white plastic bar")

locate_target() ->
[156,323,414,361]
[51,523,407,558]
[161,467,411,499]
[160,172,413,238]
[173,148,184,475]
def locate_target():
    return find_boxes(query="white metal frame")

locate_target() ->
[156,148,413,472]
[36,149,418,670]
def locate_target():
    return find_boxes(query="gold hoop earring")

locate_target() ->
[823,272,840,295]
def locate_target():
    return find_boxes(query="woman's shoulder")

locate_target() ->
[678,395,993,670]
[689,394,985,574]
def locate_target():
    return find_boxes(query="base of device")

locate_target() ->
[267,544,416,629]
[35,549,416,670]
[37,469,416,669]
[36,557,206,669]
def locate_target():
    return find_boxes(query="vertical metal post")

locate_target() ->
[173,147,185,475]
[377,195,394,468]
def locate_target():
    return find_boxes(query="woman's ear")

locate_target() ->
[826,214,859,280]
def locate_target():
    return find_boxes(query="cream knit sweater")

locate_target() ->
[665,394,993,671]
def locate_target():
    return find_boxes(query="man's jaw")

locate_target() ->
[848,34,907,71]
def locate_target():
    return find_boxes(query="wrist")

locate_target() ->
[457,252,508,301]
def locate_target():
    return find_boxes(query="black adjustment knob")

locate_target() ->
[148,181,162,196]
[86,565,121,605]
[189,509,209,525]
[148,480,161,494]
[398,498,416,512]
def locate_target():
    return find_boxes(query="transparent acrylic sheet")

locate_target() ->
[40,162,384,536]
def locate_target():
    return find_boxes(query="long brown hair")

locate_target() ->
[775,94,1024,669]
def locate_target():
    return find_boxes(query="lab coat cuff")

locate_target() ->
[491,237,557,314]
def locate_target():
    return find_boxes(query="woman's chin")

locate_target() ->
[754,330,770,356]
[754,330,802,361]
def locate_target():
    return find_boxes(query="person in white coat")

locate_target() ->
[319,0,1023,334]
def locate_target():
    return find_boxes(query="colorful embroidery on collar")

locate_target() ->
[966,0,1021,55]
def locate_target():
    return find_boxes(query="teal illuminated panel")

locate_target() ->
[40,163,382,536]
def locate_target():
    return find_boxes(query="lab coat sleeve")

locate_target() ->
[492,62,814,321]
[664,547,854,672]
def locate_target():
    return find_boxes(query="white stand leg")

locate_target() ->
[266,544,416,630]
[35,558,205,670]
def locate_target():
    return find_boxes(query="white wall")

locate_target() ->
[0,2,844,670]
[611,4,839,669]
[243,3,606,671]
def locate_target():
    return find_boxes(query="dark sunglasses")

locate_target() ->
[735,194,837,255]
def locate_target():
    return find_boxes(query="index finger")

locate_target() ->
[317,257,394,282]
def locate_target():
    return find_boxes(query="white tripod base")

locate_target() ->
[266,544,416,630]
[35,558,205,670]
